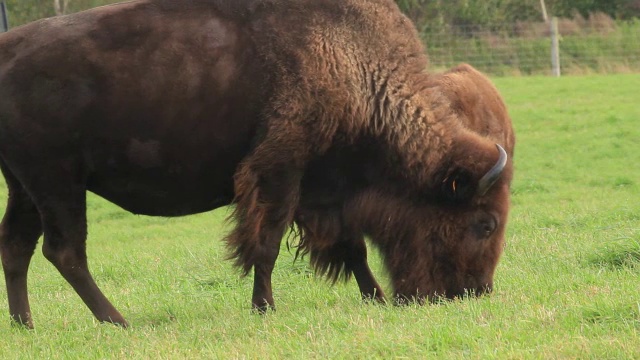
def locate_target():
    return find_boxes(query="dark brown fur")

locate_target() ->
[0,0,513,328]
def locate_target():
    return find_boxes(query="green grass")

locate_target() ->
[0,74,639,358]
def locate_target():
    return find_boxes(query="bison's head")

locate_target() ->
[346,143,512,303]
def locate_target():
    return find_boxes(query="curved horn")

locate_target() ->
[477,144,507,196]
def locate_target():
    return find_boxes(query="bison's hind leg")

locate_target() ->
[0,160,43,328]
[2,155,128,327]
[37,185,129,327]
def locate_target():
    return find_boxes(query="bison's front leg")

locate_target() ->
[307,229,385,302]
[227,130,307,312]
[344,236,386,302]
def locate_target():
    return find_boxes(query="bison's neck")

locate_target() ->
[360,65,458,190]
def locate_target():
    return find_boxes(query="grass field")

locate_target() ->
[0,74,639,359]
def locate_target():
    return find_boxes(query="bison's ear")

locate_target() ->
[438,140,507,202]
[441,168,474,202]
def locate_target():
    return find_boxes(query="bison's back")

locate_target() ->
[0,0,271,216]
[432,64,515,155]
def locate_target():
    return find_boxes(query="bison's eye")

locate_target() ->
[472,215,497,239]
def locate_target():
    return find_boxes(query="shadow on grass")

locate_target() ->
[586,239,640,269]
[129,311,179,330]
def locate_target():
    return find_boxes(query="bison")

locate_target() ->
[0,0,514,328]
[295,63,514,304]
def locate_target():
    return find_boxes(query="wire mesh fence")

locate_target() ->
[423,17,640,76]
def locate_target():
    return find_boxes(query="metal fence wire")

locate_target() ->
[423,17,640,76]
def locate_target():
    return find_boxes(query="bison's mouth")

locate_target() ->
[393,283,493,305]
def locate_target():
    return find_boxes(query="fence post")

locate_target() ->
[540,0,549,22]
[550,17,561,77]
[0,1,8,32]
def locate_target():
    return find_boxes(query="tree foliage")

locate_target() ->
[3,1,640,29]
[547,0,640,19]
[396,0,640,31]
[4,0,120,26]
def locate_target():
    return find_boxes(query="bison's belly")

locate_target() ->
[84,139,243,217]
[87,165,236,217]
